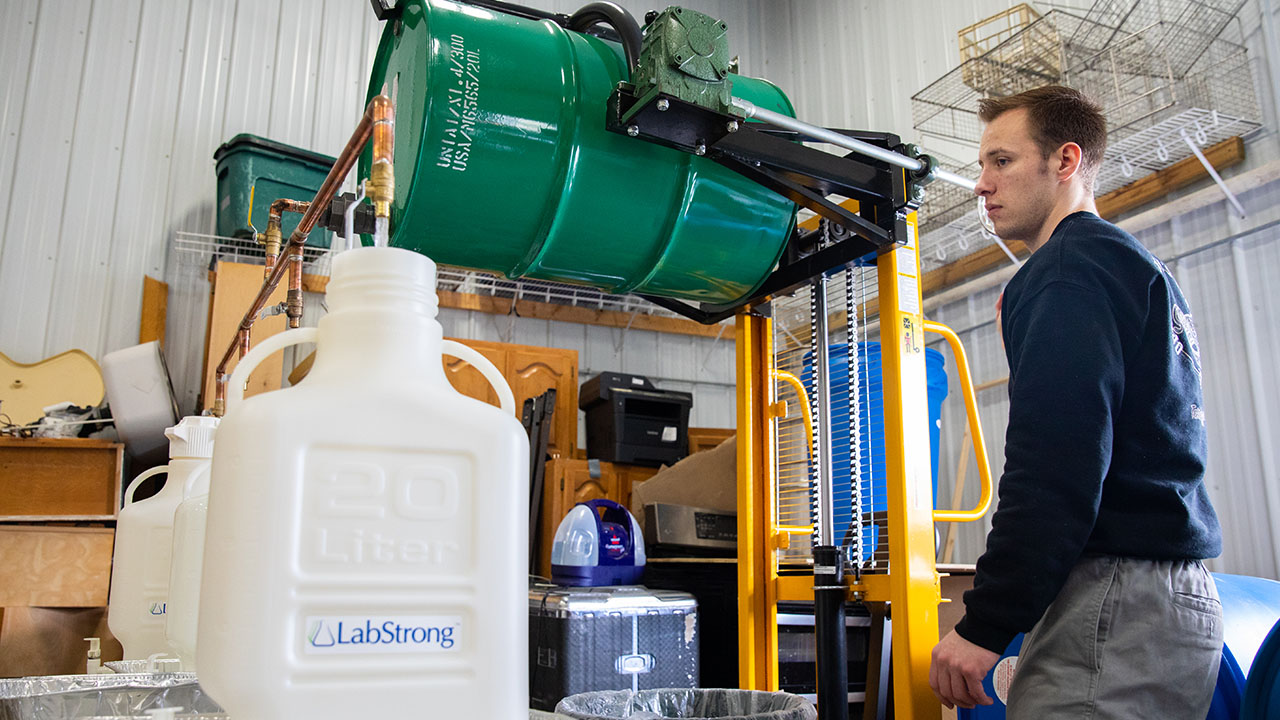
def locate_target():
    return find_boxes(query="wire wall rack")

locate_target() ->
[172,231,705,321]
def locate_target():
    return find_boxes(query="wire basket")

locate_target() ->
[910,0,1259,276]
[912,0,1255,147]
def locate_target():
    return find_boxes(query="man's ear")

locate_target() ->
[1057,142,1084,182]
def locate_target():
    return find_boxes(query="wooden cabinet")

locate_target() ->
[444,338,579,456]
[0,438,122,676]
[0,439,122,520]
[534,458,658,576]
[688,427,734,454]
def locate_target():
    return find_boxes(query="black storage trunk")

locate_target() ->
[529,583,699,711]
[579,372,693,466]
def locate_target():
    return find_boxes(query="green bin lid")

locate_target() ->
[213,133,336,167]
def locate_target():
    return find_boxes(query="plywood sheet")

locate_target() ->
[0,525,114,607]
[201,261,289,411]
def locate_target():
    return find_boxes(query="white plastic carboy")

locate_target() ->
[197,246,529,720]
[165,416,221,671]
[108,416,217,660]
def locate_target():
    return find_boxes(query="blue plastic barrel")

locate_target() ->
[805,343,947,558]
[1242,616,1280,719]
[1210,574,1280,719]
[958,573,1280,720]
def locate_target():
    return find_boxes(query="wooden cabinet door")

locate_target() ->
[537,458,620,577]
[507,348,578,454]
[444,339,579,456]
[442,343,505,407]
[615,465,659,515]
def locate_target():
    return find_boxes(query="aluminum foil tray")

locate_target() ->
[0,673,224,720]
[103,661,183,674]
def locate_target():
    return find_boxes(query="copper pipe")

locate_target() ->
[263,199,311,278]
[287,246,304,328]
[213,95,389,415]
[367,95,395,219]
[372,102,393,165]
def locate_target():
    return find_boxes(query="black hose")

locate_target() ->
[568,2,643,74]
[456,0,570,25]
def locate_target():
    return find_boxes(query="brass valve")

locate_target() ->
[263,219,283,259]
[367,161,394,219]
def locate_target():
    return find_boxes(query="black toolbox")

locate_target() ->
[579,372,692,467]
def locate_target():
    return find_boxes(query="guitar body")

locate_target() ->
[0,350,105,425]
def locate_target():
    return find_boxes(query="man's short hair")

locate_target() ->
[978,85,1107,185]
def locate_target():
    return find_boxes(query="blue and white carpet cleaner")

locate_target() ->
[551,499,646,586]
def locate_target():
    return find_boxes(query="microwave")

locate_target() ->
[776,602,872,710]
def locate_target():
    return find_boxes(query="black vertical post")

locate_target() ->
[814,544,849,720]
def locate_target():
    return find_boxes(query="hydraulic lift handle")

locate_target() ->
[925,320,995,523]
[771,368,817,537]
[772,369,814,455]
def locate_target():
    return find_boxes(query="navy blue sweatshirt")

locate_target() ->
[954,211,1222,654]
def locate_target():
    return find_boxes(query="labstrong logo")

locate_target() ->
[303,615,462,655]
[308,620,337,647]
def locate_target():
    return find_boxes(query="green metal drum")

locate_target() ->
[365,0,796,305]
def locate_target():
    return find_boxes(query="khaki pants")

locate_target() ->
[1007,556,1222,720]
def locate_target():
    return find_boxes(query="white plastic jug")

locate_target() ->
[197,246,529,720]
[108,416,217,660]
[164,416,220,671]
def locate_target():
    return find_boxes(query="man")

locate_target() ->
[928,85,1223,718]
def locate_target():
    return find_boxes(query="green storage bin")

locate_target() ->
[213,134,336,249]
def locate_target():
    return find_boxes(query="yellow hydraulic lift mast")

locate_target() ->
[736,204,994,719]
[874,212,944,718]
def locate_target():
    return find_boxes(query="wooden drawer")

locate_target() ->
[0,439,122,520]
[0,525,115,607]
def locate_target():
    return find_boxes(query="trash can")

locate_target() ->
[0,673,225,719]
[555,688,816,720]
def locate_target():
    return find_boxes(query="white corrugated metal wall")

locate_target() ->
[1,0,385,418]
[3,0,1279,573]
[0,0,1049,427]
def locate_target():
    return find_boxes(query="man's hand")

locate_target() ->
[929,629,1000,710]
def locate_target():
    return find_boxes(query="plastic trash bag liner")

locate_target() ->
[555,689,817,720]
[0,673,223,720]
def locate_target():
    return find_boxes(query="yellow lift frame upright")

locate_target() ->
[735,208,993,719]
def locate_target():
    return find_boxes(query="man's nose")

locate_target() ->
[974,168,994,197]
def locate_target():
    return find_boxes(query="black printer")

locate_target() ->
[579,372,693,467]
